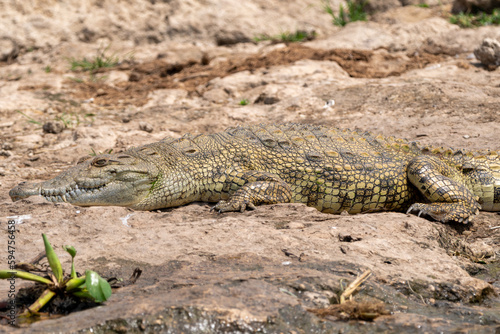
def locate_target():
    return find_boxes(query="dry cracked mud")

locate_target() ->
[0,1,499,333]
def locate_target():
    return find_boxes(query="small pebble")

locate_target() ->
[43,121,65,134]
[139,122,154,133]
[323,100,335,108]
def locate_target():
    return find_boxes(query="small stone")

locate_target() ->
[255,93,280,105]
[215,30,251,46]
[0,37,19,62]
[338,233,362,242]
[0,150,11,157]
[139,122,154,133]
[468,241,495,259]
[474,38,500,70]
[2,142,13,150]
[42,121,65,134]
[96,88,107,96]
[323,100,335,109]
[129,71,141,82]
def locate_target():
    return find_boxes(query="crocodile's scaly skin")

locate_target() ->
[9,124,500,223]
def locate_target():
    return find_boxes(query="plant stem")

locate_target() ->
[0,270,53,285]
[27,289,56,314]
[340,270,372,303]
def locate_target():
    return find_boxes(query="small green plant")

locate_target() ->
[43,66,52,73]
[415,3,429,8]
[68,76,84,83]
[69,46,120,72]
[0,234,112,319]
[323,0,367,27]
[280,31,316,42]
[90,148,113,156]
[239,99,249,106]
[449,12,474,27]
[55,111,94,128]
[55,112,73,128]
[16,110,42,126]
[450,9,500,28]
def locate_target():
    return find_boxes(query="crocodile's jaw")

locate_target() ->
[9,154,159,208]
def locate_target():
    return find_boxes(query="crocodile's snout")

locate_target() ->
[9,152,159,208]
[9,181,41,202]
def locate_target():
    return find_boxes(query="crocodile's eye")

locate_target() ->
[92,158,108,167]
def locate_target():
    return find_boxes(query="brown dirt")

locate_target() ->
[67,45,447,107]
[0,2,499,333]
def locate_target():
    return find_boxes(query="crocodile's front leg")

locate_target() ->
[211,170,292,213]
[406,156,481,223]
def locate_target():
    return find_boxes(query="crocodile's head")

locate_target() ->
[9,153,160,209]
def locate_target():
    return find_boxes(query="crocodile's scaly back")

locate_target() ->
[9,123,500,223]
[212,124,417,213]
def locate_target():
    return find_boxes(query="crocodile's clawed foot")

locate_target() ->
[406,203,476,224]
[211,199,256,213]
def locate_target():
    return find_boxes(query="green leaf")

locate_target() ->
[85,270,112,303]
[72,290,94,300]
[63,245,77,278]
[42,234,63,284]
[65,276,86,291]
[63,245,77,258]
[0,270,52,285]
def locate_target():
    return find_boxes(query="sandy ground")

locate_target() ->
[0,1,499,332]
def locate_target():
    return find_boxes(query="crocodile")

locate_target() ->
[9,123,500,223]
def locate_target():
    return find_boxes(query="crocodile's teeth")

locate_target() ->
[61,194,67,202]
